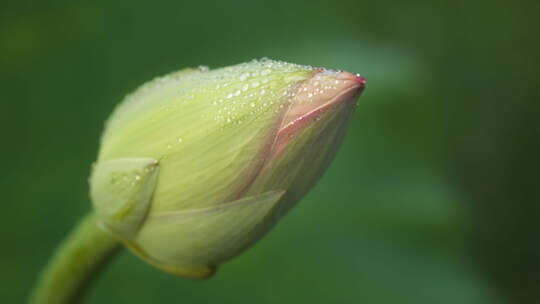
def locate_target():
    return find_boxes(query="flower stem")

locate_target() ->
[29,212,121,304]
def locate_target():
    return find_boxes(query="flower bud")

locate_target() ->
[90,59,365,278]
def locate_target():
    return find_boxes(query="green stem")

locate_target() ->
[29,212,121,304]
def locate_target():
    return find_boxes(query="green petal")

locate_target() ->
[132,190,286,276]
[97,60,313,213]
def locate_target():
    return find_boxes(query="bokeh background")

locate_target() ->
[2,0,538,303]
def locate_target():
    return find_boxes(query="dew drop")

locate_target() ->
[197,65,209,72]
[239,72,249,81]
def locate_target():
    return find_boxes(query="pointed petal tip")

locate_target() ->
[352,73,367,89]
[317,69,366,92]
[281,69,365,127]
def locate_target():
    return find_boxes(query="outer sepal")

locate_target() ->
[132,190,286,278]
[90,158,160,239]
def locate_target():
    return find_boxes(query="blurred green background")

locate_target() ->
[2,0,538,303]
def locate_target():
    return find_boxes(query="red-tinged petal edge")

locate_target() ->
[271,71,366,159]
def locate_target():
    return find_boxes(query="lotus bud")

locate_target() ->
[89,59,365,278]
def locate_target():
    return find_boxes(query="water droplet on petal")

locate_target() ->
[197,65,209,72]
[239,73,249,81]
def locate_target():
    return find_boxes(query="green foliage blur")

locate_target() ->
[1,0,538,303]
